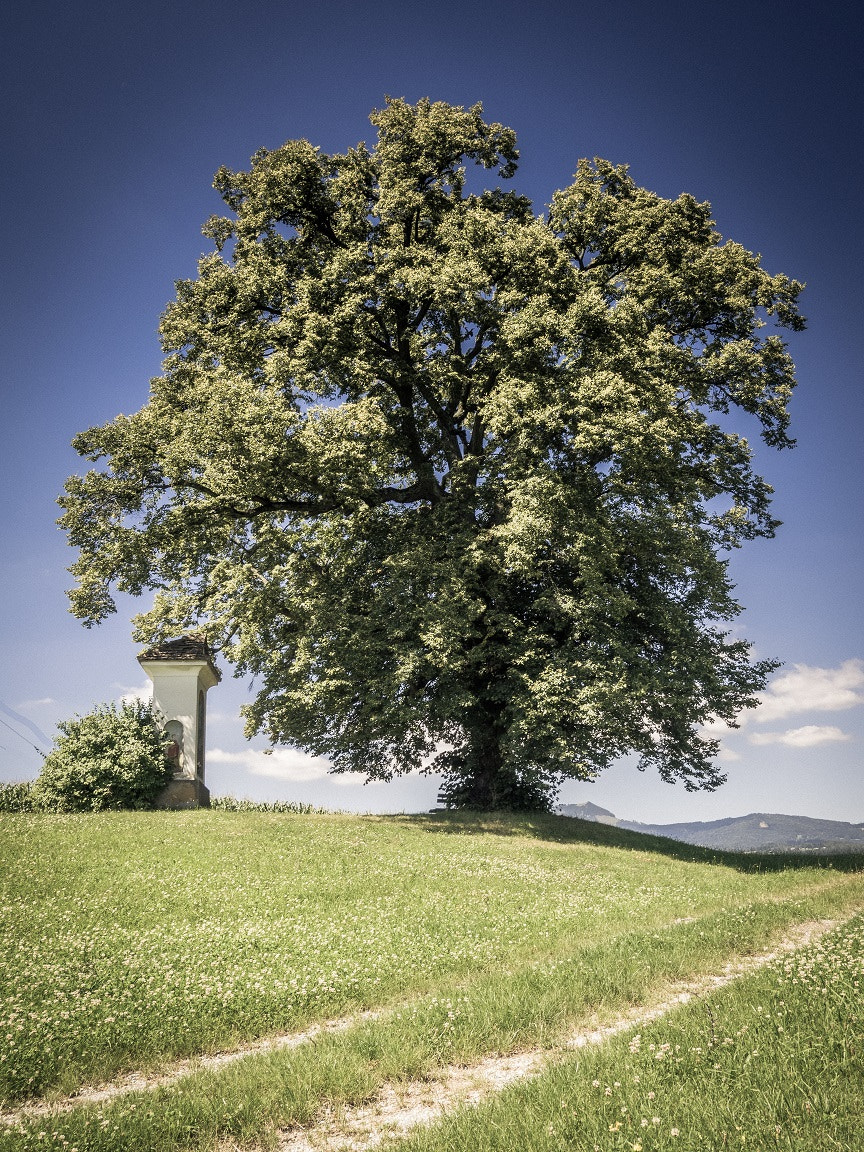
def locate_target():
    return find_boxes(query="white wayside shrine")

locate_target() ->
[137,637,221,809]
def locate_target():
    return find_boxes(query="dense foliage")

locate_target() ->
[31,701,172,811]
[0,781,34,813]
[60,98,804,809]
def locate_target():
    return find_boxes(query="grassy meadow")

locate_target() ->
[0,809,862,1150]
[397,910,864,1152]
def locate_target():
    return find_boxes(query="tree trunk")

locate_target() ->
[437,703,550,811]
[458,731,504,808]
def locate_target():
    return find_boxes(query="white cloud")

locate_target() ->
[699,717,736,736]
[696,717,741,762]
[754,659,864,723]
[115,682,153,705]
[209,746,364,785]
[749,725,852,748]
[16,697,56,709]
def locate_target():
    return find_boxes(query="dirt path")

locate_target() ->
[0,1008,385,1125]
[0,916,842,1137]
[272,918,838,1152]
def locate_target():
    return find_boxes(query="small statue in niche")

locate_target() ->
[162,719,184,769]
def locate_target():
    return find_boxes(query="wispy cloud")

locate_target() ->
[209,746,364,785]
[749,725,852,748]
[754,659,864,723]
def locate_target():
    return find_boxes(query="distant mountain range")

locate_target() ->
[556,802,864,853]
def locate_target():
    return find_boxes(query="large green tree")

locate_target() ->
[60,98,804,810]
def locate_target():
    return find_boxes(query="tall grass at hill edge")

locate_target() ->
[209,796,328,814]
[0,786,329,816]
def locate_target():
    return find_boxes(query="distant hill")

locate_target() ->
[556,803,864,853]
[559,800,619,826]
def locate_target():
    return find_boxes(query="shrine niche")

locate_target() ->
[137,637,220,809]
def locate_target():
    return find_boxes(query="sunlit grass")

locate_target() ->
[2,898,862,1152]
[393,913,864,1152]
[0,810,862,1151]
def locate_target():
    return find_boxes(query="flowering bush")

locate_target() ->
[31,701,172,812]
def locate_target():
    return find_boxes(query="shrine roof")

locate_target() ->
[137,637,221,680]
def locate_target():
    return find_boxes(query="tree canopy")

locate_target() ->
[60,98,805,810]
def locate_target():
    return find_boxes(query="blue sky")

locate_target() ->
[1,0,862,823]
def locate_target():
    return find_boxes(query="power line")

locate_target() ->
[0,700,51,746]
[0,715,47,759]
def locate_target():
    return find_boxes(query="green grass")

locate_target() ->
[392,912,864,1152]
[0,810,862,1151]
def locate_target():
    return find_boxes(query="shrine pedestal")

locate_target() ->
[154,777,211,810]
